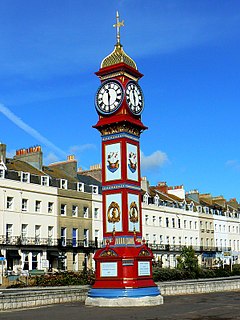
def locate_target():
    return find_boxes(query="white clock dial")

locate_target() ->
[95,80,124,114]
[126,81,144,115]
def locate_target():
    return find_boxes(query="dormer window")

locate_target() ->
[41,176,50,186]
[154,194,159,206]
[0,169,4,178]
[77,182,84,192]
[0,160,7,179]
[21,172,30,183]
[143,193,149,204]
[92,185,98,194]
[60,179,68,189]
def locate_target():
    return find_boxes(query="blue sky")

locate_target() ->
[0,0,240,200]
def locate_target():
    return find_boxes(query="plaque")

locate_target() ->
[138,261,150,276]
[100,262,118,277]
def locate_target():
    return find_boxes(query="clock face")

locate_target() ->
[95,80,124,114]
[125,81,144,115]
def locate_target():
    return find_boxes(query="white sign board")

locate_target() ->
[42,259,49,269]
[138,261,150,276]
[100,262,118,277]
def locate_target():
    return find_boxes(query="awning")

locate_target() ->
[6,250,21,259]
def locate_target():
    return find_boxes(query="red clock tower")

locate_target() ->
[86,12,163,306]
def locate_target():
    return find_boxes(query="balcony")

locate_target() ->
[146,243,232,254]
[0,236,103,250]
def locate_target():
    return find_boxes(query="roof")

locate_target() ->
[101,43,137,70]
[6,158,45,176]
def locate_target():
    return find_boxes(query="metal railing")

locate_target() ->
[0,236,103,249]
[146,242,232,253]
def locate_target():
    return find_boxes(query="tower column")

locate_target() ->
[85,12,163,307]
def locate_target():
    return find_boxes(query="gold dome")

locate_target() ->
[101,43,137,70]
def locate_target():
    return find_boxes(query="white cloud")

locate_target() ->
[226,159,240,171]
[69,144,96,153]
[140,150,168,171]
[43,152,60,165]
[0,104,67,157]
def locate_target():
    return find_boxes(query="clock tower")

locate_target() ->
[86,12,163,307]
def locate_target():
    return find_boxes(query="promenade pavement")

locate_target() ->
[1,291,240,320]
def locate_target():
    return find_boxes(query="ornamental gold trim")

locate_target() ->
[107,201,121,223]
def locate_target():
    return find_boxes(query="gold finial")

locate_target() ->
[113,11,124,44]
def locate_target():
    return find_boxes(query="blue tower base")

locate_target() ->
[85,286,164,307]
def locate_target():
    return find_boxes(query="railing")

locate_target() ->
[146,242,232,253]
[0,236,103,249]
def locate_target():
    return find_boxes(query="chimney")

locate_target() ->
[14,145,43,170]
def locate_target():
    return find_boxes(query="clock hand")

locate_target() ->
[107,90,111,106]
[133,90,137,105]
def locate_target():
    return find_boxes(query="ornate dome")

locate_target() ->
[101,43,137,70]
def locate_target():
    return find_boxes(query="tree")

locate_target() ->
[177,246,199,273]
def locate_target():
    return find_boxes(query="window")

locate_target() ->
[92,185,98,194]
[72,228,78,247]
[184,220,187,229]
[94,208,99,219]
[35,225,41,244]
[159,217,162,226]
[189,221,192,229]
[173,236,176,245]
[154,195,159,206]
[166,217,169,228]
[95,230,99,247]
[178,218,181,228]
[153,234,157,244]
[143,193,149,204]
[35,200,41,213]
[153,216,156,225]
[61,204,67,216]
[159,235,163,244]
[0,169,5,178]
[48,202,54,213]
[22,199,28,211]
[172,218,175,228]
[179,236,182,245]
[145,234,149,243]
[144,214,148,225]
[60,179,68,189]
[48,226,53,245]
[166,236,169,244]
[41,176,49,186]
[61,227,66,246]
[21,224,28,239]
[84,229,89,247]
[6,196,14,210]
[77,182,84,192]
[6,224,13,240]
[195,221,197,229]
[21,172,30,183]
[83,207,89,218]
[32,252,38,270]
[72,205,78,217]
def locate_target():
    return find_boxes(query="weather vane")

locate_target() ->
[113,11,124,44]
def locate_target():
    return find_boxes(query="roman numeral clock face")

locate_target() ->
[95,80,124,114]
[126,81,144,115]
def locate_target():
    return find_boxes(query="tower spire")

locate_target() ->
[113,11,124,45]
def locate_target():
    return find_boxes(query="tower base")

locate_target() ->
[85,287,163,307]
